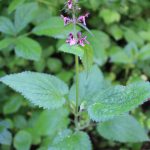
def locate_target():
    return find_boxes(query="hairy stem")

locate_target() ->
[72,8,79,130]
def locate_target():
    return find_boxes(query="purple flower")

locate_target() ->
[61,15,70,25]
[77,13,89,26]
[77,32,89,46]
[68,0,72,9]
[66,33,76,45]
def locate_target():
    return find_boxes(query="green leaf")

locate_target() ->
[77,23,94,37]
[13,115,27,129]
[14,37,42,60]
[106,24,123,40]
[88,82,150,122]
[138,44,150,60]
[14,130,32,150]
[82,30,109,66]
[35,106,70,136]
[32,17,81,39]
[0,72,69,109]
[99,9,121,25]
[15,2,38,33]
[110,51,132,64]
[97,114,149,142]
[0,129,12,145]
[139,31,150,42]
[80,44,93,78]
[0,38,14,51]
[69,65,104,107]
[123,27,144,47]
[8,0,25,13]
[3,94,23,115]
[49,129,92,150]
[0,17,16,35]
[59,44,84,58]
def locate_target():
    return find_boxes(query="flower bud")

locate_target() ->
[80,101,87,110]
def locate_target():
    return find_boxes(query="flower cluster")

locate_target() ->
[66,32,89,46]
[61,0,89,26]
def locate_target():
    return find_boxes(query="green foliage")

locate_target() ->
[0,72,69,109]
[14,2,38,34]
[35,106,70,136]
[0,38,14,51]
[49,129,92,150]
[69,65,104,106]
[59,44,84,57]
[88,82,150,122]
[81,44,93,78]
[3,94,23,114]
[14,37,42,60]
[97,114,149,142]
[14,130,32,150]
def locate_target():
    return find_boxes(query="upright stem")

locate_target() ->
[72,8,79,129]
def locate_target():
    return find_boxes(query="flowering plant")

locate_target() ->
[0,0,150,149]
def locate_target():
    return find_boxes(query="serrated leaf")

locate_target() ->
[14,37,42,60]
[97,114,149,142]
[8,0,25,13]
[77,23,94,37]
[69,65,104,107]
[0,129,12,145]
[0,17,16,35]
[59,44,84,57]
[35,106,70,136]
[48,129,92,150]
[80,44,93,78]
[32,17,81,39]
[15,2,38,33]
[0,72,68,109]
[0,38,14,51]
[88,82,150,122]
[3,94,23,115]
[14,130,32,150]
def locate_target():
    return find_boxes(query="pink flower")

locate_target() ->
[66,33,76,45]
[75,8,81,12]
[68,0,72,9]
[61,15,70,25]
[77,13,89,26]
[77,32,89,46]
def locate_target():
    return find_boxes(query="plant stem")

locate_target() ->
[72,8,79,130]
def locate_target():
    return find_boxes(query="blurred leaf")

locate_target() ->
[107,24,123,40]
[8,0,25,13]
[123,27,144,47]
[32,17,81,39]
[69,65,104,106]
[0,129,12,145]
[138,44,150,60]
[13,115,27,129]
[49,129,92,150]
[59,44,84,58]
[34,106,70,136]
[14,37,42,60]
[139,31,150,42]
[15,2,38,33]
[99,9,121,25]
[47,58,62,73]
[0,38,14,51]
[88,82,150,122]
[0,17,15,35]
[33,58,46,72]
[80,44,93,78]
[14,130,32,150]
[0,72,69,109]
[97,114,149,142]
[3,94,23,115]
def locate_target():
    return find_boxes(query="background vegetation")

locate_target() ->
[0,0,150,149]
